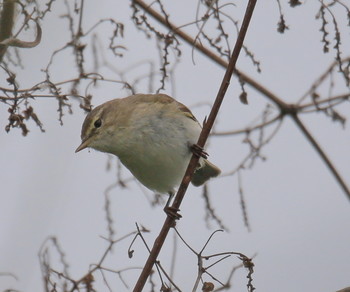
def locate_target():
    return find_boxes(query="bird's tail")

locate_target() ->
[191,159,221,186]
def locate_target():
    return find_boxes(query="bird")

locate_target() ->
[76,93,220,215]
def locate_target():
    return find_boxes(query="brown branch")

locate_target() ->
[132,1,258,291]
[134,0,350,201]
[298,93,350,112]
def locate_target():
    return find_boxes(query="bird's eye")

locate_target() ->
[94,118,102,128]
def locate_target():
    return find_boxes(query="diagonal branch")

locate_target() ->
[132,1,258,291]
[133,0,289,109]
[134,0,350,201]
[291,114,350,199]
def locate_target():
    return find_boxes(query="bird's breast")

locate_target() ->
[116,113,201,193]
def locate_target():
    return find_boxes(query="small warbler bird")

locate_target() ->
[76,94,220,196]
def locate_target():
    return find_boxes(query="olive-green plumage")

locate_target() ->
[76,94,221,194]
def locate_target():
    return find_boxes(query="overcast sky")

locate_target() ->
[1,1,350,291]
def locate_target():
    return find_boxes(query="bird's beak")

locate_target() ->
[75,138,90,153]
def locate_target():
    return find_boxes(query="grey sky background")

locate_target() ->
[1,1,350,291]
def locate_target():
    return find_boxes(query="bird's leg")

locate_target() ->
[163,191,182,220]
[165,191,174,208]
[190,143,208,159]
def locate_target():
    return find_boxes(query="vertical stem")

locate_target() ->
[0,0,16,62]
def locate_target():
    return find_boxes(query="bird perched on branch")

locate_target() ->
[76,94,220,215]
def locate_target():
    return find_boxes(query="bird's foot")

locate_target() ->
[164,206,182,221]
[191,144,208,159]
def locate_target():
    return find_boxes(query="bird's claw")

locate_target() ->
[191,144,208,159]
[164,206,182,221]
